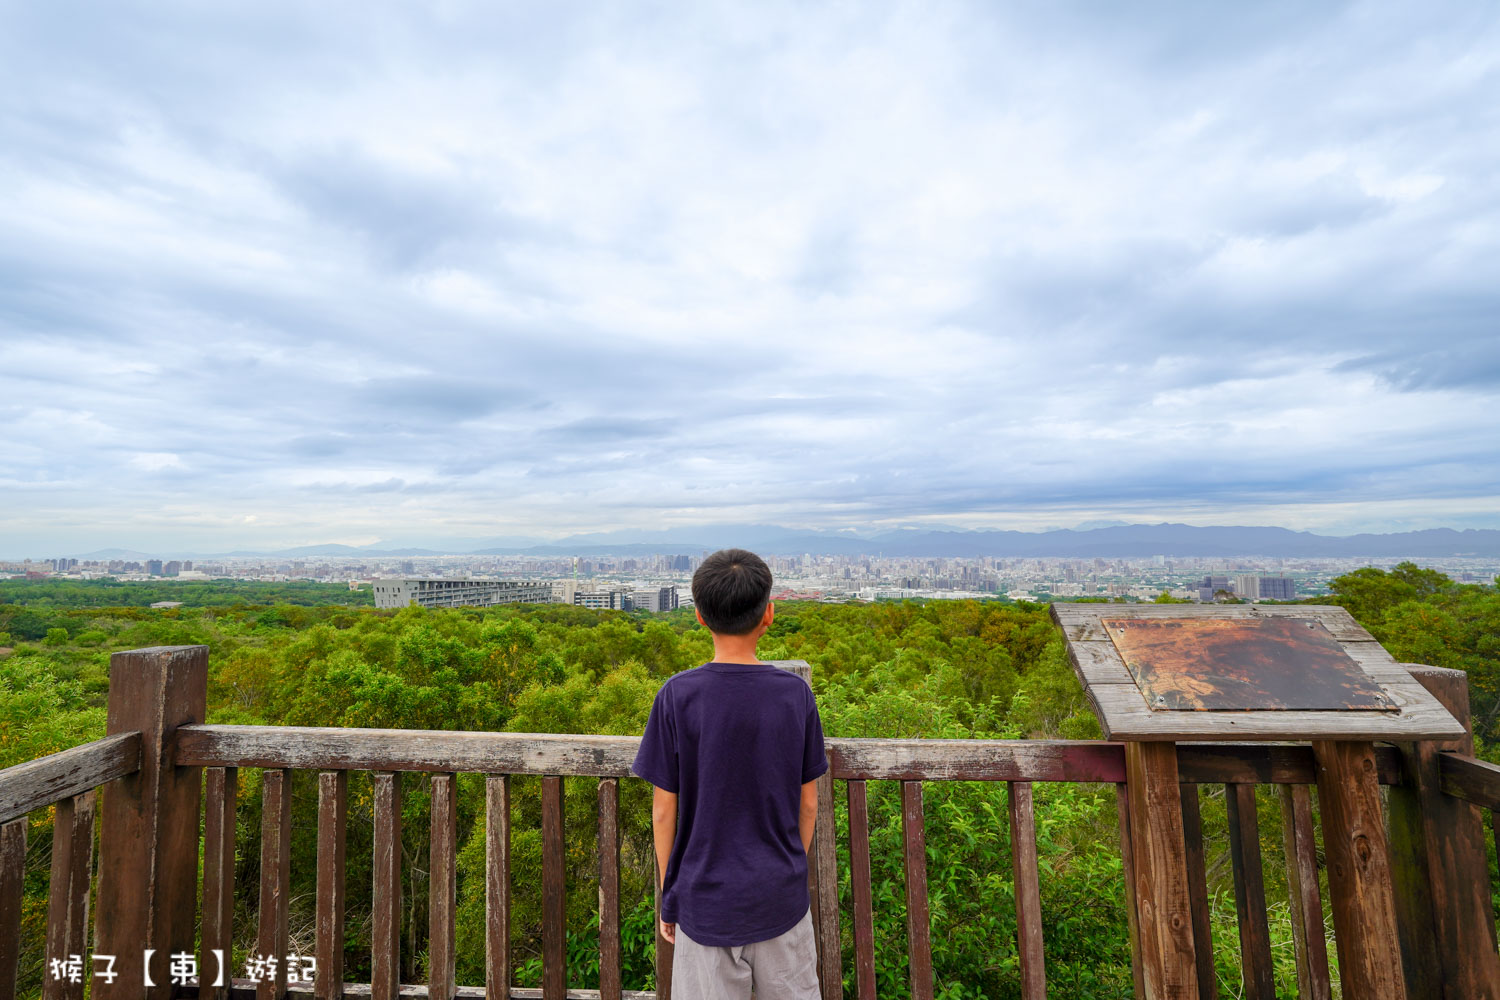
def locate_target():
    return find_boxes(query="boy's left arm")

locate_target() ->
[651,785,678,943]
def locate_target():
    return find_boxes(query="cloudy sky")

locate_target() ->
[3,1,1498,556]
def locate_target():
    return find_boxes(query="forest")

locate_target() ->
[1,563,1496,999]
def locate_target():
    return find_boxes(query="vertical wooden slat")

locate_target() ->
[93,645,207,1000]
[372,771,403,1000]
[813,770,843,1000]
[654,851,673,1000]
[429,773,457,1000]
[1391,665,1500,1000]
[257,769,292,1000]
[1007,782,1046,1000]
[1124,741,1199,1000]
[1312,740,1407,1000]
[1279,784,1331,1000]
[597,778,622,1000]
[202,767,238,1000]
[901,780,933,1000]
[1116,784,1146,1000]
[1179,784,1215,1000]
[542,775,566,1000]
[1225,784,1274,1000]
[1,818,27,1000]
[1387,745,1442,1000]
[1493,809,1499,888]
[316,771,347,1000]
[808,791,823,952]
[43,790,96,1000]
[487,775,511,1000]
[847,780,877,1000]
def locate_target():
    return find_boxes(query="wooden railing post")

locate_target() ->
[1388,665,1500,1000]
[1177,784,1214,1000]
[774,659,843,1000]
[1124,741,1199,1000]
[1313,739,1407,1000]
[93,645,208,1000]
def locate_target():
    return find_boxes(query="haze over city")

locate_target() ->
[4,2,1499,557]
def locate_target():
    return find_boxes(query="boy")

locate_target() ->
[631,548,827,999]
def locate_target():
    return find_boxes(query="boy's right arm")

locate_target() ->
[650,785,678,944]
[799,778,818,854]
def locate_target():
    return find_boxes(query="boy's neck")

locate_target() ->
[710,633,762,664]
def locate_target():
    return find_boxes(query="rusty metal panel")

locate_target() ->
[1102,617,1395,712]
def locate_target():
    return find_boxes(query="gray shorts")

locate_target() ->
[671,905,821,1000]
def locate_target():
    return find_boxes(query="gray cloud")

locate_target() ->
[2,0,1499,554]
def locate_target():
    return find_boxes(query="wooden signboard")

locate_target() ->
[1050,604,1465,741]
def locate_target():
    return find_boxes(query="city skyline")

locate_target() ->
[4,2,1499,555]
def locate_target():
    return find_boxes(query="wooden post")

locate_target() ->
[487,775,512,1000]
[1313,740,1407,1000]
[44,790,96,1000]
[542,775,566,1000]
[1116,785,1147,1000]
[597,777,622,1000]
[901,780,934,1000]
[202,766,238,1000]
[1008,782,1046,1000]
[93,645,208,1000]
[813,768,842,1000]
[0,818,24,1000]
[372,772,403,1000]
[1124,742,1199,1000]
[429,773,457,1000]
[848,780,877,1000]
[1388,666,1500,1000]
[256,770,292,1000]
[653,851,673,1000]
[1225,784,1274,1000]
[1278,785,1331,1000]
[316,771,347,1000]
[1177,784,1215,1000]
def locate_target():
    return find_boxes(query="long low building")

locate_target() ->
[373,578,553,610]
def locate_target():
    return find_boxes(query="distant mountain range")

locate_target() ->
[64,523,1500,561]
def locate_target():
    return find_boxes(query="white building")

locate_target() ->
[631,586,680,612]
[373,579,552,610]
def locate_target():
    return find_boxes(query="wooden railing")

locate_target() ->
[2,645,1499,1000]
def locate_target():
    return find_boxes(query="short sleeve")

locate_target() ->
[631,683,679,793]
[801,688,828,784]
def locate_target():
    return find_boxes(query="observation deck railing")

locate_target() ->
[2,645,1498,1000]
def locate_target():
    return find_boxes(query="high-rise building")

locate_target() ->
[372,579,551,610]
[574,589,631,611]
[1232,574,1297,601]
[1197,575,1234,602]
[1258,577,1297,601]
[631,586,680,612]
[147,559,164,576]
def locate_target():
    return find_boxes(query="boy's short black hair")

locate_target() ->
[692,548,773,636]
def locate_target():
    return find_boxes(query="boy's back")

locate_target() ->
[630,547,826,997]
[632,659,828,945]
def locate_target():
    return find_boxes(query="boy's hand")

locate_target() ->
[660,919,676,944]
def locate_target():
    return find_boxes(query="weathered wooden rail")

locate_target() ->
[2,645,1499,1000]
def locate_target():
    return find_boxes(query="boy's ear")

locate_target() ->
[694,607,706,628]
[761,601,775,628]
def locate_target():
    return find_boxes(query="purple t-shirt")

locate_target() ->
[630,660,829,946]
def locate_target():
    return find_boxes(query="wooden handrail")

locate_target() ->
[173,724,1406,786]
[0,732,141,823]
[1438,752,1500,808]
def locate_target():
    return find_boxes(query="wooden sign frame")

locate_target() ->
[1051,604,1466,741]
